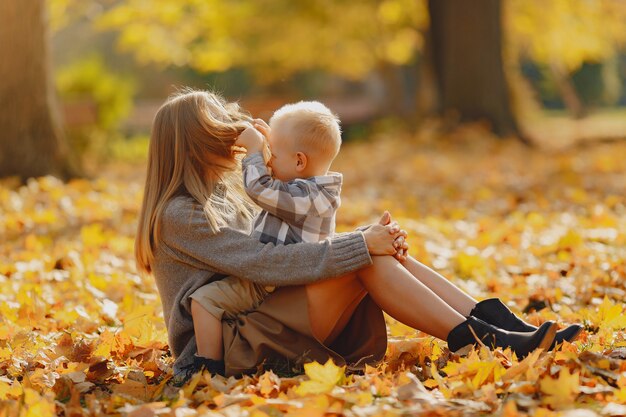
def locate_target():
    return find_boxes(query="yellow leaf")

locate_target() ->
[258,371,280,397]
[0,379,21,400]
[613,386,626,404]
[429,362,451,398]
[597,297,626,330]
[27,368,58,390]
[540,368,580,408]
[110,378,154,401]
[470,360,505,388]
[295,359,345,396]
[122,305,160,346]
[93,330,115,357]
[286,395,330,417]
[342,390,373,406]
[581,296,626,331]
[558,229,583,249]
[0,347,11,361]
[456,251,487,278]
[502,348,542,381]
[80,223,107,248]
[423,379,438,389]
[502,400,520,417]
[22,388,56,417]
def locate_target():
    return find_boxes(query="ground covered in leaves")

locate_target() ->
[1,126,625,416]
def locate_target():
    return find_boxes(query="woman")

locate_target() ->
[135,90,582,380]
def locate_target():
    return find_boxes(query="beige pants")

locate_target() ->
[190,277,274,321]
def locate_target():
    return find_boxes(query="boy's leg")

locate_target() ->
[190,277,268,360]
[400,256,477,316]
[191,300,223,360]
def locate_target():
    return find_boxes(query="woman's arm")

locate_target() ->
[159,197,382,286]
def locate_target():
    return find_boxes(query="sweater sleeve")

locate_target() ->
[158,197,372,286]
[242,152,336,222]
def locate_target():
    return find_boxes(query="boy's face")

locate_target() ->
[267,121,299,182]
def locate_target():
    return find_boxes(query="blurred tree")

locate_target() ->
[48,0,626,138]
[101,0,527,134]
[96,0,428,115]
[427,0,519,137]
[56,55,136,162]
[507,0,626,118]
[0,0,78,180]
[56,55,135,130]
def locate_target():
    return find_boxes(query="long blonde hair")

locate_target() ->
[135,89,254,274]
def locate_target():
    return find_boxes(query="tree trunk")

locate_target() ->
[549,62,587,119]
[378,62,410,118]
[0,0,78,180]
[427,0,520,137]
[416,31,439,116]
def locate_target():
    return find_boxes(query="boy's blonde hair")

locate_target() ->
[269,101,341,160]
[135,89,254,274]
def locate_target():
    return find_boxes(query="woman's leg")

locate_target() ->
[306,256,467,343]
[400,256,582,344]
[400,256,477,316]
[306,272,368,345]
[307,256,557,357]
[356,256,466,340]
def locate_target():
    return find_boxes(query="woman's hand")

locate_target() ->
[378,211,409,261]
[394,236,409,262]
[363,213,406,256]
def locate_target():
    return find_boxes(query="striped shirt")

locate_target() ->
[242,152,341,246]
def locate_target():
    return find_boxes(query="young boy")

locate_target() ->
[187,101,344,376]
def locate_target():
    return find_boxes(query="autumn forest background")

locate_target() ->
[1,1,625,416]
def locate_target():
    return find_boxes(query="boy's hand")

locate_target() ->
[253,118,271,139]
[236,127,264,153]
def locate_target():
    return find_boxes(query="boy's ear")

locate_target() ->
[295,152,308,172]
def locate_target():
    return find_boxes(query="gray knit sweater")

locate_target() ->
[151,195,373,371]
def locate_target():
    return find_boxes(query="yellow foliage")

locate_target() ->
[557,229,583,250]
[540,368,580,408]
[1,133,625,415]
[21,389,56,417]
[295,359,345,396]
[507,0,626,71]
[94,0,428,82]
[580,296,626,331]
[456,251,487,278]
[0,379,21,401]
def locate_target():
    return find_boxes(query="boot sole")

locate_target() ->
[537,322,558,352]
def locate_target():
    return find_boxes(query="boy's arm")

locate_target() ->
[242,152,337,224]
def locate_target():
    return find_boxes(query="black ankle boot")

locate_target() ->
[469,298,583,349]
[172,356,226,386]
[193,355,226,376]
[446,316,557,358]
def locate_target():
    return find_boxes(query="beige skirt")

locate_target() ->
[221,284,387,377]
